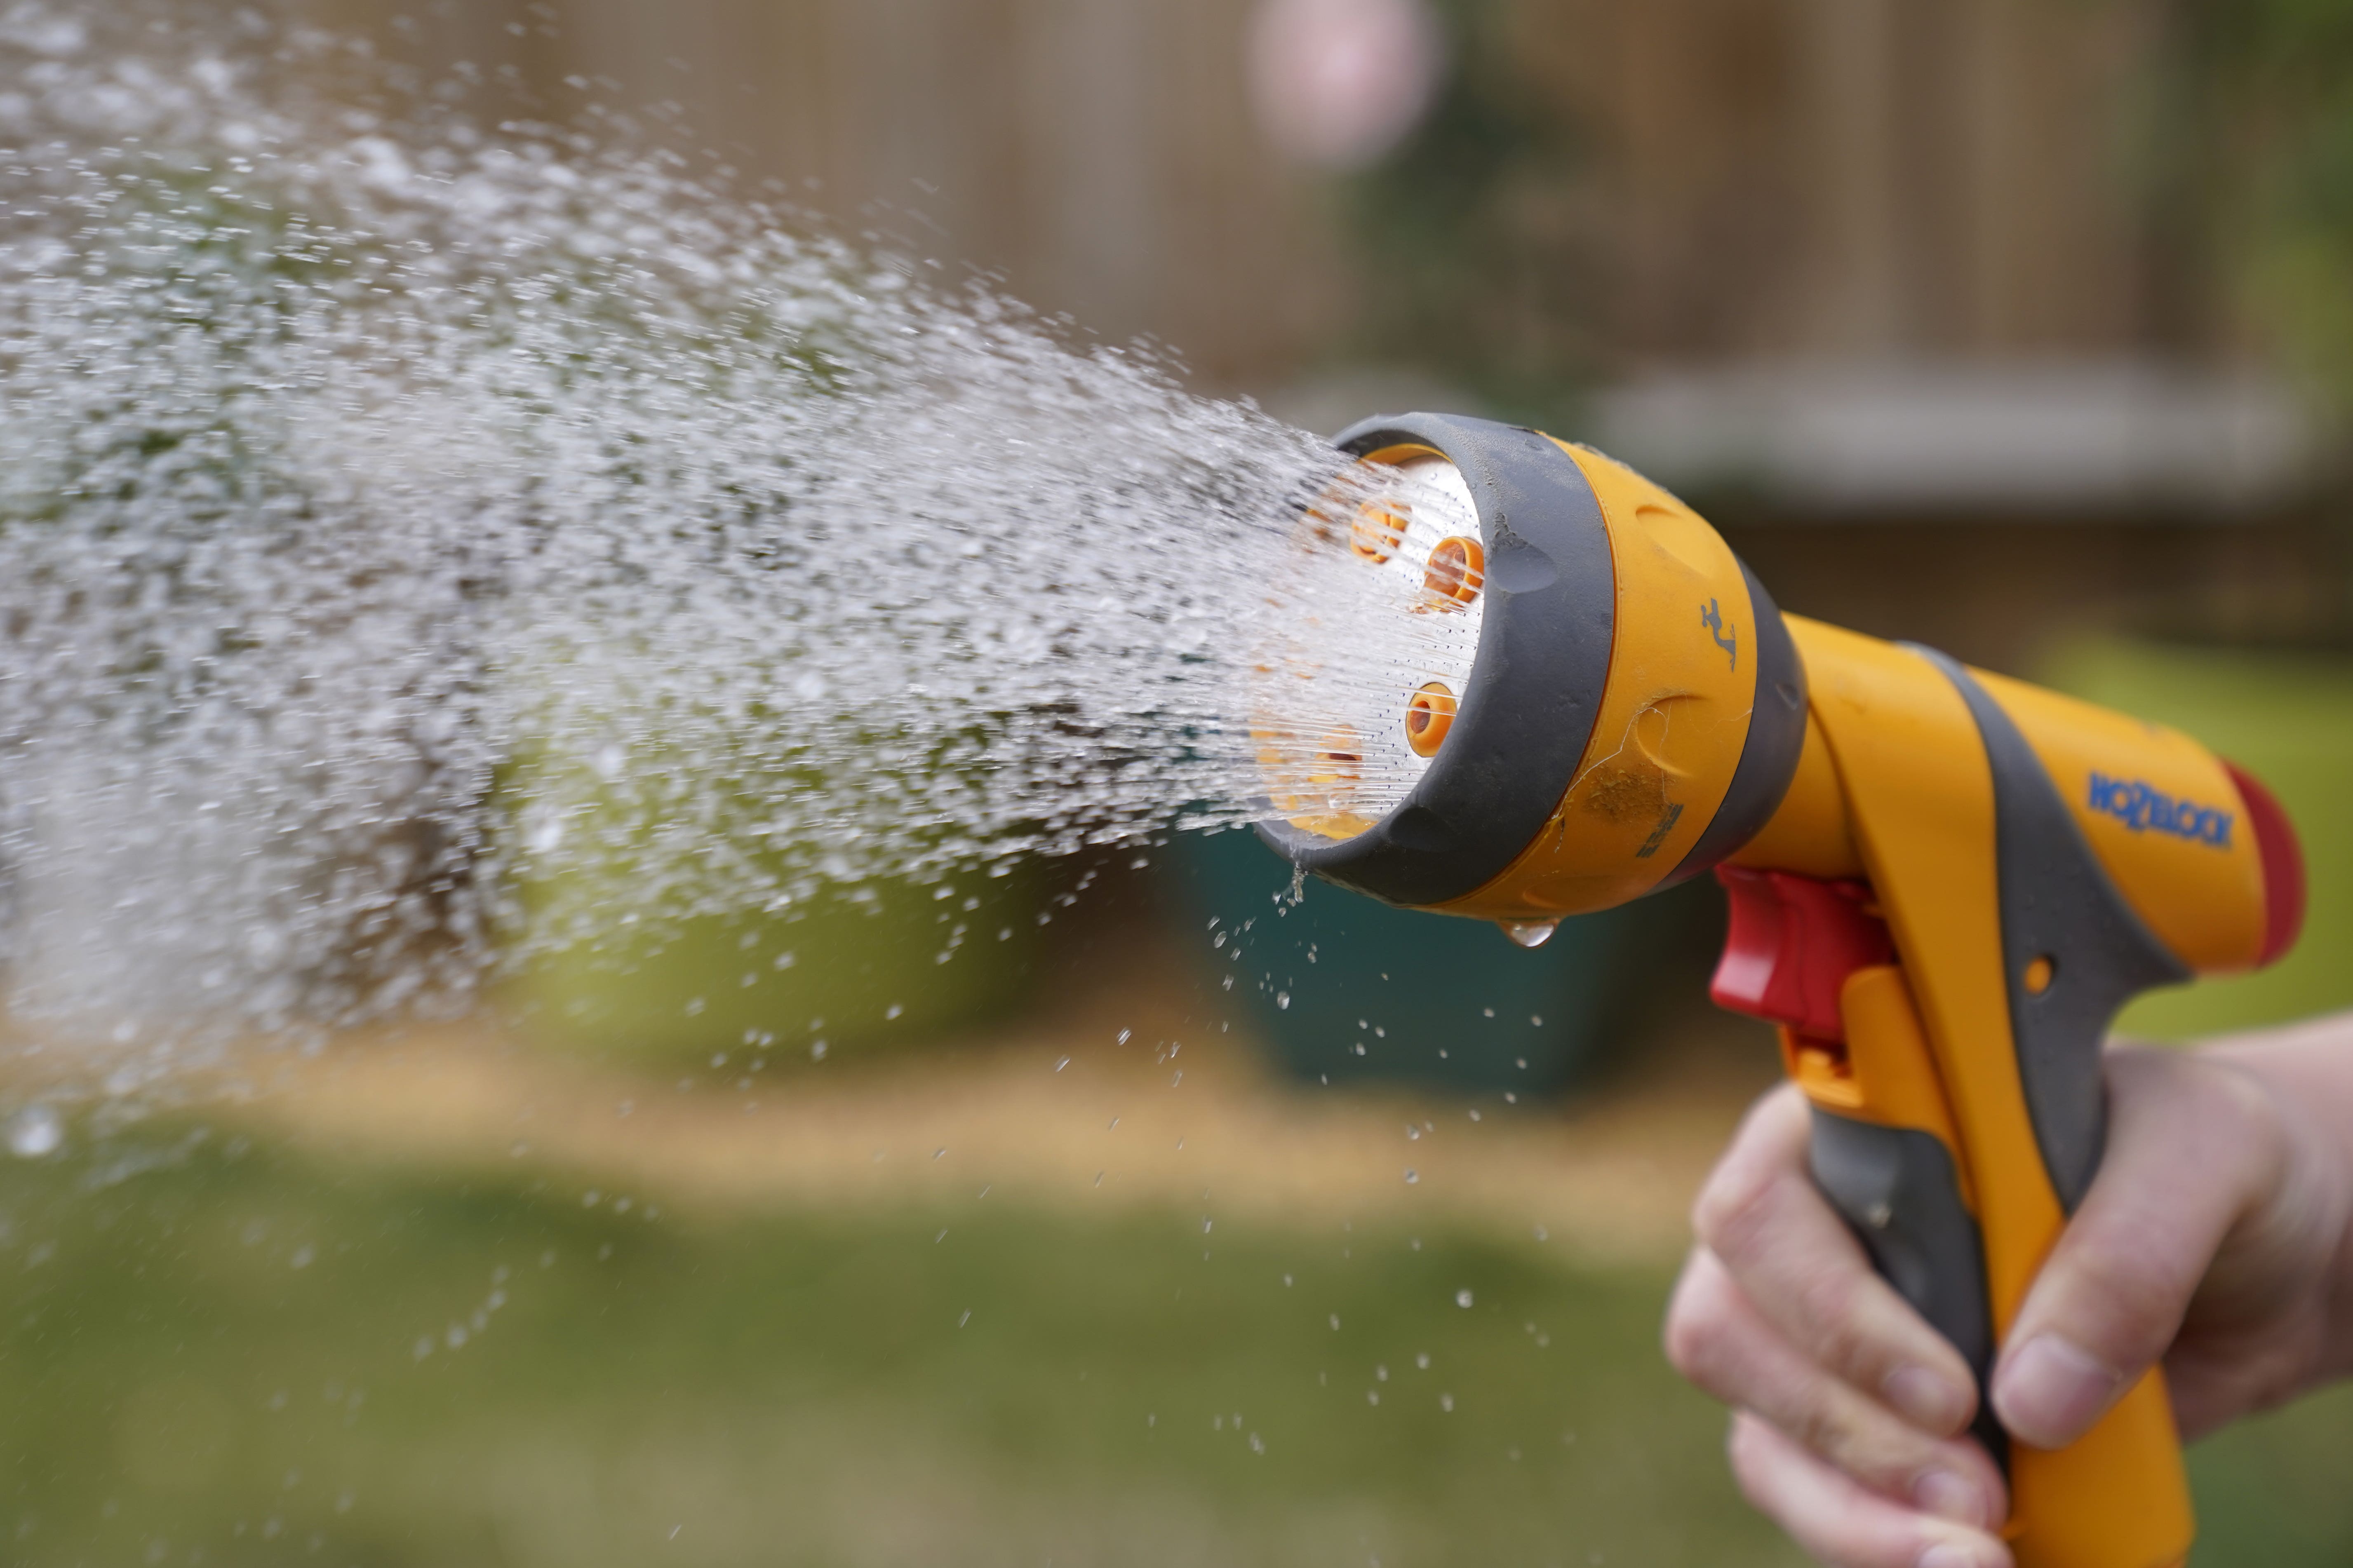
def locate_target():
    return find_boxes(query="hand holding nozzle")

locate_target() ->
[1668,1019,2353,1568]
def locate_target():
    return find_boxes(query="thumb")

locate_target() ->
[1990,1049,2282,1449]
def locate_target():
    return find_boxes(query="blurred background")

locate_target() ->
[12,0,2353,1562]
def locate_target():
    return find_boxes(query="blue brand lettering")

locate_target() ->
[2086,772,2234,849]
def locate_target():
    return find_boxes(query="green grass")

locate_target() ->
[3,1123,2348,1565]
[2188,1383,2353,1563]
[2043,638,2353,1040]
[0,1126,1792,1568]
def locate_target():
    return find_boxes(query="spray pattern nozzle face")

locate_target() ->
[1247,448,1485,840]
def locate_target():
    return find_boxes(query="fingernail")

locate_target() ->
[1912,1467,1989,1528]
[1996,1334,2125,1446]
[1885,1363,1971,1431]
[1918,1544,1989,1568]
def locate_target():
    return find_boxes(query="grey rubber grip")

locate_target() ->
[1810,1108,2008,1469]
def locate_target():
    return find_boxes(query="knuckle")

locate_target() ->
[2117,1047,2277,1179]
[1783,1379,1850,1462]
[1691,1091,1809,1253]
[1663,1300,1721,1383]
[1792,1261,1888,1378]
[2057,1228,2191,1354]
[2066,1224,2166,1298]
[1663,1269,1739,1389]
[2200,1059,2291,1172]
[1693,1159,1783,1260]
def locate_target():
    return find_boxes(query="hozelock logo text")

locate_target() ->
[2087,772,2234,849]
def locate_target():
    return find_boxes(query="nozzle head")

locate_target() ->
[1251,413,1620,909]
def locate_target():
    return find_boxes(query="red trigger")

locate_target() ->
[1710,868,1893,1043]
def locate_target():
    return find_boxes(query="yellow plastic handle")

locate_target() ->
[1797,963,2191,1568]
[1789,621,2193,1567]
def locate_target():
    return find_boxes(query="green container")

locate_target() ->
[508,871,1045,1065]
[2043,637,2353,1040]
[498,744,1045,1065]
[1167,826,1653,1095]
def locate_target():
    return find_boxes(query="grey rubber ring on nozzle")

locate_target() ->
[1254,412,1810,911]
[1255,413,1619,908]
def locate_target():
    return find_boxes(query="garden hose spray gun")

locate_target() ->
[1249,414,2308,1568]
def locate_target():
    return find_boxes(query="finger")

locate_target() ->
[1667,1249,2007,1528]
[1992,1048,2285,1449]
[1726,1411,2013,1568]
[1694,1085,1980,1435]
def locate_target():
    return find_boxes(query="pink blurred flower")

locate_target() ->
[1248,0,1446,171]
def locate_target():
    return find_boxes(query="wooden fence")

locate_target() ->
[303,0,2208,389]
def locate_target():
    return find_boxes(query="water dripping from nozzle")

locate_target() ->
[1499,920,1558,949]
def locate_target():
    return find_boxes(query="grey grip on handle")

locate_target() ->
[1810,1108,2008,1468]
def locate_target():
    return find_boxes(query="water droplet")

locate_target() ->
[6,1107,63,1160]
[1500,920,1559,948]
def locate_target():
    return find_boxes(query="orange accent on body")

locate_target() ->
[1421,535,1485,609]
[1405,681,1457,758]
[1349,501,1408,563]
